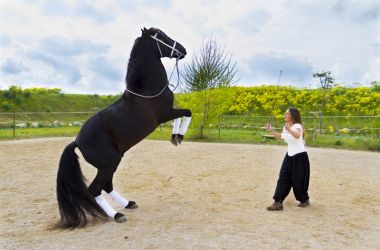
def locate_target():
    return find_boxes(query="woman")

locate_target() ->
[266,107,310,210]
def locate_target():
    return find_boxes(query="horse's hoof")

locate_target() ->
[177,134,184,144]
[125,201,138,209]
[170,134,178,146]
[114,212,127,223]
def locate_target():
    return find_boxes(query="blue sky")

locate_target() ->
[1,0,379,94]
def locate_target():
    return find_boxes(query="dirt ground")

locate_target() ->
[0,137,379,249]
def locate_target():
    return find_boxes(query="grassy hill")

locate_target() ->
[1,85,379,116]
[0,87,120,112]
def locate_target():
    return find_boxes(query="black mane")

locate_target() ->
[125,38,142,85]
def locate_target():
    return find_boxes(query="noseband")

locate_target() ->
[150,33,184,59]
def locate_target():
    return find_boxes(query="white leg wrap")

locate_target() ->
[95,195,117,218]
[108,190,129,207]
[179,116,191,135]
[172,118,181,134]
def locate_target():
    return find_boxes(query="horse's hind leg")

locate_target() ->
[89,169,127,223]
[104,179,138,209]
[107,190,138,209]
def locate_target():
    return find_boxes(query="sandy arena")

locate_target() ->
[0,137,379,249]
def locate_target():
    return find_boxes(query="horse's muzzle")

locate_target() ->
[178,49,186,59]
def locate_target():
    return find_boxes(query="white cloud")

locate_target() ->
[0,0,379,93]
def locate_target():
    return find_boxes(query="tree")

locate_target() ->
[312,71,334,131]
[370,81,380,92]
[182,36,238,138]
[3,86,29,109]
[182,36,238,91]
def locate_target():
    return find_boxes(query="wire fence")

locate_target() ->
[0,111,94,137]
[206,115,380,148]
[1,111,379,139]
[0,111,93,126]
[217,115,380,134]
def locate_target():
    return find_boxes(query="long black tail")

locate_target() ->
[55,141,107,229]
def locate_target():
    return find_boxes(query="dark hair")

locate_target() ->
[288,107,302,124]
[288,107,305,138]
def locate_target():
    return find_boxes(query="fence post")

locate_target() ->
[13,110,16,138]
[313,115,316,138]
[218,120,221,140]
[309,111,321,139]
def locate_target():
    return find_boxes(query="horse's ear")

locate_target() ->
[141,27,148,35]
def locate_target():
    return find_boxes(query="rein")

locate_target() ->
[125,33,182,99]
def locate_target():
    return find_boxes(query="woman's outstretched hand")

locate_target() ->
[284,122,290,131]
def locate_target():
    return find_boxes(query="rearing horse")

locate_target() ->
[55,27,192,229]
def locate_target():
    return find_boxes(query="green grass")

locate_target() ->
[0,127,81,140]
[306,134,380,151]
[151,126,380,151]
[1,126,379,152]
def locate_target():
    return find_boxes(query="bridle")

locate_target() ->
[125,32,182,99]
[150,33,184,59]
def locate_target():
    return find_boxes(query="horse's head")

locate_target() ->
[141,27,187,59]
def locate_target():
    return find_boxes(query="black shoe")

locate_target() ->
[298,200,310,207]
[267,202,283,211]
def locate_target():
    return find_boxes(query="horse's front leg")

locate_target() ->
[162,108,192,146]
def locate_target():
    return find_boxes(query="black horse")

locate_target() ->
[56,27,192,229]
